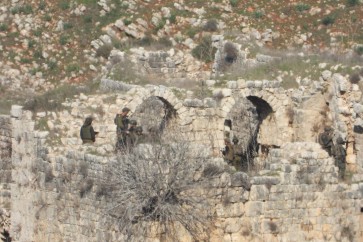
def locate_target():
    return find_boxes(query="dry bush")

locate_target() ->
[104,137,212,241]
[96,44,113,59]
[202,163,225,177]
[349,72,361,84]
[80,179,93,198]
[224,42,238,63]
[203,19,218,32]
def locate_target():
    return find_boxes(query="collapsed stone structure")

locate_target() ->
[1,70,363,241]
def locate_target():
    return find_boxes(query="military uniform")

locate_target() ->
[114,108,130,151]
[80,117,96,144]
[232,137,246,171]
[332,137,346,179]
[222,140,234,164]
[318,127,333,156]
[126,120,138,148]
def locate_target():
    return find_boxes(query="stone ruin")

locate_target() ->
[1,70,363,241]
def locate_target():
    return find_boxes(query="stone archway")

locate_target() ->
[225,95,274,171]
[131,96,178,135]
[118,86,183,142]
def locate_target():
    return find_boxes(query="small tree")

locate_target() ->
[104,134,212,241]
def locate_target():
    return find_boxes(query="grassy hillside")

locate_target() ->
[0,0,362,113]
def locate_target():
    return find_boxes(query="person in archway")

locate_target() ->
[232,136,245,171]
[80,117,98,144]
[318,126,334,156]
[114,107,130,151]
[332,137,346,179]
[222,139,234,164]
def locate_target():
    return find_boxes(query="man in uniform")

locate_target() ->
[222,139,234,164]
[232,136,245,171]
[126,120,138,148]
[318,126,334,156]
[80,117,98,144]
[332,137,346,179]
[114,107,130,151]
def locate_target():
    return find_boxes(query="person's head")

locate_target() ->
[324,126,332,132]
[224,139,231,145]
[135,126,143,135]
[84,117,93,126]
[232,136,239,144]
[121,107,130,115]
[129,120,137,127]
[336,137,345,144]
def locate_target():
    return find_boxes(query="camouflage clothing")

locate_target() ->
[318,127,333,156]
[332,138,346,179]
[222,140,234,163]
[114,113,129,150]
[80,117,96,144]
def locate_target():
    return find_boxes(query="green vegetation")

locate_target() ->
[191,36,217,63]
[322,14,336,25]
[63,22,74,30]
[59,35,70,45]
[59,1,70,10]
[346,0,360,6]
[0,23,8,32]
[35,117,49,131]
[96,44,113,59]
[229,0,238,7]
[23,82,99,112]
[66,63,81,73]
[354,46,363,56]
[38,1,47,10]
[253,11,264,19]
[11,4,33,15]
[295,3,311,12]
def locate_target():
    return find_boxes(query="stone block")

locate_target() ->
[10,105,23,118]
[245,201,264,216]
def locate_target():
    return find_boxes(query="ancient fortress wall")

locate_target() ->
[2,71,363,241]
[0,115,12,231]
[5,107,363,242]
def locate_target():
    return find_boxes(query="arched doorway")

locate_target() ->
[131,96,178,139]
[224,96,273,171]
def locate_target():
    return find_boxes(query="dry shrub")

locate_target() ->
[80,179,93,198]
[349,72,361,84]
[202,163,224,177]
[104,137,212,241]
[96,44,113,59]
[203,19,218,32]
[224,42,238,63]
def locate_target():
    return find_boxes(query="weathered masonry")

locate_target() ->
[1,72,363,241]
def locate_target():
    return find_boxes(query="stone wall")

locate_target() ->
[3,70,363,241]
[0,115,11,232]
[6,106,363,242]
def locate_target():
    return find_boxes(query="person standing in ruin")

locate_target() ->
[80,117,98,144]
[332,137,346,179]
[318,126,334,156]
[232,136,245,171]
[126,120,138,148]
[222,139,234,164]
[114,107,130,151]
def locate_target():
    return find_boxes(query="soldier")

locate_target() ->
[126,120,138,148]
[114,107,130,151]
[222,139,234,164]
[318,126,334,156]
[80,117,98,144]
[135,126,144,143]
[232,136,245,171]
[332,137,346,179]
